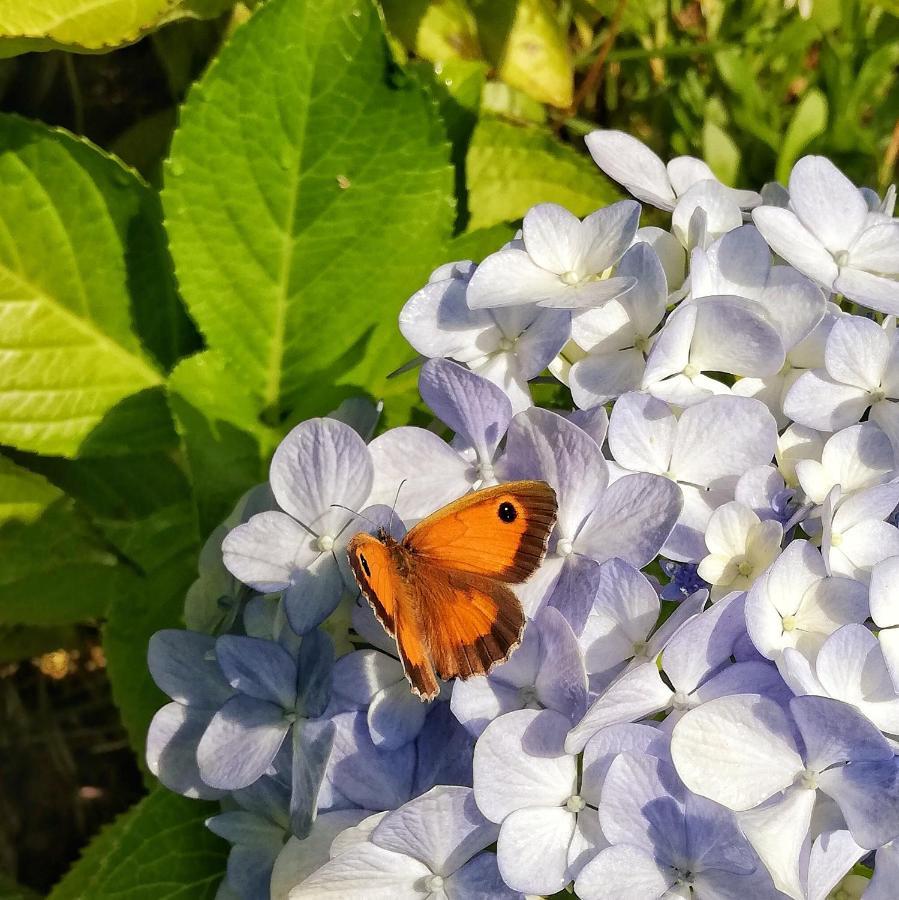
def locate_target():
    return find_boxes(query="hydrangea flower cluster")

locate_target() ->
[147,131,899,899]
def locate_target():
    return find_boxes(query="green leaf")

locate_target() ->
[702,120,740,186]
[0,454,62,524]
[466,117,620,229]
[776,88,828,183]
[0,0,233,55]
[168,351,270,536]
[164,0,455,429]
[446,222,517,261]
[381,0,481,62]
[472,0,573,108]
[0,623,79,663]
[49,791,226,900]
[0,496,128,626]
[0,115,193,456]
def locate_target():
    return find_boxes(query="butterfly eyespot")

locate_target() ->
[360,554,371,577]
[498,502,517,523]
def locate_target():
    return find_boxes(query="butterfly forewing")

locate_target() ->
[346,533,399,637]
[403,480,557,583]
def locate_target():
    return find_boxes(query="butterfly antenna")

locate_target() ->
[330,504,378,531]
[389,479,407,525]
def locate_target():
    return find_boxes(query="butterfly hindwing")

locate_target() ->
[412,567,525,683]
[403,480,557,584]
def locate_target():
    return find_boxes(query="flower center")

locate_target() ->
[682,363,699,378]
[556,538,574,557]
[830,531,843,547]
[632,639,648,659]
[737,559,753,577]
[633,335,650,354]
[796,768,818,790]
[565,794,586,813]
[518,685,539,707]
[835,250,850,267]
[316,534,335,552]
[426,874,445,891]
[782,614,797,632]
[560,270,581,286]
[672,690,693,711]
[871,388,886,403]
[476,461,496,483]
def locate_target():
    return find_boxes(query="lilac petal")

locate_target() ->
[372,785,498,875]
[222,511,315,592]
[645,588,708,658]
[598,754,687,861]
[684,791,757,876]
[870,556,899,629]
[499,407,607,539]
[270,812,368,896]
[296,629,334,718]
[756,267,825,352]
[270,418,373,535]
[736,787,815,899]
[751,205,839,287]
[575,844,675,900]
[289,842,429,898]
[688,660,793,712]
[497,805,576,895]
[546,552,603,633]
[534,607,588,724]
[351,601,397,656]
[670,694,803,811]
[413,701,476,794]
[577,558,660,673]
[147,630,233,707]
[522,202,583,273]
[691,224,770,299]
[642,304,696,385]
[450,676,527,739]
[473,708,576,822]
[368,427,470,521]
[326,711,415,811]
[216,635,297,710]
[608,391,676,475]
[565,662,673,753]
[789,156,868,254]
[585,130,676,209]
[791,695,892,772]
[577,201,641,273]
[576,473,682,568]
[834,268,899,314]
[419,359,512,464]
[817,757,899,849]
[581,723,669,805]
[399,270,495,359]
[868,842,899,900]
[850,221,899,274]
[824,315,889,391]
[570,350,645,407]
[197,695,290,790]
[617,241,668,335]
[783,370,870,431]
[283,554,344,635]
[513,308,571,379]
[670,395,778,491]
[535,275,636,310]
[690,296,785,377]
[662,484,725,562]
[146,703,225,800]
[483,623,541,689]
[225,842,285,900]
[368,681,428,750]
[662,592,747,692]
[805,829,865,900]
[446,852,519,900]
[467,246,571,308]
[206,809,285,846]
[291,718,335,838]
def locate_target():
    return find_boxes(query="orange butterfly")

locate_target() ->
[346,481,558,701]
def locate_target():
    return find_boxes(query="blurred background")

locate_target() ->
[0,0,896,895]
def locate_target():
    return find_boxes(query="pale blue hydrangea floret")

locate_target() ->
[145,132,899,899]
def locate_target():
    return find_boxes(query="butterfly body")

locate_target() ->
[347,481,557,701]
